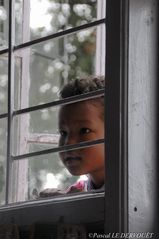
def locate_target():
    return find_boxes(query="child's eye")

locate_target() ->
[80,128,91,135]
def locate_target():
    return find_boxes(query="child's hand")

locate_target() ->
[39,188,65,198]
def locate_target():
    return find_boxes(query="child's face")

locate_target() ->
[58,100,105,183]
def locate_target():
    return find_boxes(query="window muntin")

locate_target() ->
[0,54,8,114]
[0,119,7,205]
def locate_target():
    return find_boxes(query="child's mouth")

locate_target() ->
[64,156,81,167]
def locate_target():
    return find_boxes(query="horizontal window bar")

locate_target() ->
[0,113,8,119]
[0,19,106,55]
[0,18,104,56]
[12,138,105,160]
[14,19,105,51]
[0,49,8,55]
[13,89,105,116]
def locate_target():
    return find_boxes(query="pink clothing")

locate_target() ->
[66,178,105,193]
[66,180,88,193]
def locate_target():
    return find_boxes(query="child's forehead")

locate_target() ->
[58,100,104,124]
[59,100,101,114]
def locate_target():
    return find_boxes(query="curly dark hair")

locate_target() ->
[60,76,105,98]
[59,76,105,119]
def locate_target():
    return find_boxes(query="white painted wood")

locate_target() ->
[28,133,59,145]
[95,0,106,76]
[12,0,30,202]
[128,0,158,232]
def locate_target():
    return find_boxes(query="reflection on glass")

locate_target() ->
[14,25,105,109]
[0,54,8,114]
[0,119,7,205]
[13,106,59,156]
[28,151,78,200]
[0,0,8,50]
[15,0,99,44]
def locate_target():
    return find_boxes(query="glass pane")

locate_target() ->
[28,151,78,200]
[15,0,105,45]
[0,0,9,50]
[11,151,79,202]
[13,94,105,156]
[0,54,8,114]
[14,24,105,109]
[13,106,59,156]
[13,92,105,202]
[0,118,7,205]
[12,141,105,202]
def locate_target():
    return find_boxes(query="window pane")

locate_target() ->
[0,54,8,114]
[0,0,8,50]
[15,0,103,45]
[0,118,7,205]
[11,142,104,202]
[14,24,105,109]
[13,106,59,156]
[13,95,104,156]
[12,94,105,202]
[28,152,78,200]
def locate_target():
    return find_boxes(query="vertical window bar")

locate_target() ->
[6,0,14,204]
[105,0,129,232]
[105,0,121,231]
[96,0,106,76]
[119,0,129,232]
[14,0,30,202]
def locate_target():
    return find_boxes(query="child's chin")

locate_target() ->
[68,169,82,176]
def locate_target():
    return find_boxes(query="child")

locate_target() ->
[39,76,105,197]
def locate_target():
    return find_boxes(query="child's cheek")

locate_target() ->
[80,133,94,142]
